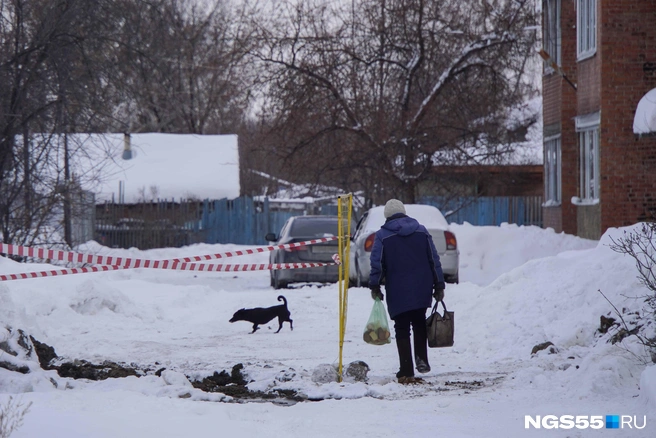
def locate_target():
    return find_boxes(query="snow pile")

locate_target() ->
[641,365,656,409]
[451,221,597,285]
[634,88,656,134]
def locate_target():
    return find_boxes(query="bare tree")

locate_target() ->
[0,0,260,246]
[0,0,120,246]
[112,0,254,134]
[0,396,31,438]
[608,222,656,362]
[250,0,539,204]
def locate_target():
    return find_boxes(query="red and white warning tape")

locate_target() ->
[0,237,338,269]
[0,237,343,281]
[0,265,123,282]
[0,261,337,282]
[169,237,339,264]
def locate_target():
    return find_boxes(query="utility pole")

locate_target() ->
[63,132,72,247]
[23,125,31,227]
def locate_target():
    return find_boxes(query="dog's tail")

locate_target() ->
[277,295,287,307]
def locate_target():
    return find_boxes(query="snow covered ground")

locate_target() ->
[1,222,655,437]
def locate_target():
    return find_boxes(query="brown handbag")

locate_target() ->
[426,300,454,348]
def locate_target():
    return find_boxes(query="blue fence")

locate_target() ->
[419,196,543,227]
[199,195,543,245]
[200,197,297,245]
[96,195,543,249]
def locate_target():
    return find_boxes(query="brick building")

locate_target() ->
[542,0,656,239]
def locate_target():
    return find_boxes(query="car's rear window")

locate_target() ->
[289,218,339,237]
[363,204,449,231]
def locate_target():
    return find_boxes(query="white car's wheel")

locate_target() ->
[445,271,459,284]
[355,260,368,288]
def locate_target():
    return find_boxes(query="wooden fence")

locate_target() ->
[95,200,201,249]
[95,197,300,249]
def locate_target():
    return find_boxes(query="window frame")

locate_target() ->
[543,0,561,74]
[577,0,597,60]
[576,127,600,204]
[543,135,562,206]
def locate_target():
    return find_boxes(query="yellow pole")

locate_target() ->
[337,194,353,382]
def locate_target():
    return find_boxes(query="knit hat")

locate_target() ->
[384,199,406,218]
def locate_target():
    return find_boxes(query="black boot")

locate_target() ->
[413,321,431,374]
[395,337,414,379]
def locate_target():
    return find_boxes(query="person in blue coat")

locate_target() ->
[369,199,445,383]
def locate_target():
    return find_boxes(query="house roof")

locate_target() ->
[430,164,543,175]
[69,133,240,203]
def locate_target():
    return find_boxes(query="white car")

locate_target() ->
[349,204,459,287]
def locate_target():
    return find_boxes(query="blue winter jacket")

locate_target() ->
[369,213,445,319]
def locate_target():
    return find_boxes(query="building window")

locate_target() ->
[544,136,561,205]
[543,0,561,72]
[577,0,596,60]
[578,128,600,202]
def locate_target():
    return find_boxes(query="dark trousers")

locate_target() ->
[393,308,427,339]
[392,308,429,377]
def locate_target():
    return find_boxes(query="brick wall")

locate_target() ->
[543,206,563,233]
[543,76,562,126]
[576,59,602,116]
[542,1,579,234]
[573,0,603,238]
[559,0,579,236]
[600,0,656,230]
[543,0,656,237]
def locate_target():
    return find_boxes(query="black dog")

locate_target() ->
[229,295,293,334]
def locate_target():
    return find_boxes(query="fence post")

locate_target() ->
[263,197,270,245]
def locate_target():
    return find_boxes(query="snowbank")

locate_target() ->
[641,365,656,409]
[450,222,597,286]
[634,88,656,134]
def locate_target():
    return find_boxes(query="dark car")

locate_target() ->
[265,215,350,289]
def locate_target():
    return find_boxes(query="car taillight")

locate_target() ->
[284,244,306,253]
[445,231,457,250]
[364,233,376,252]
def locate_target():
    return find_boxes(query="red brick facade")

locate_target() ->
[542,0,656,238]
